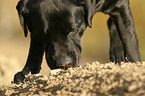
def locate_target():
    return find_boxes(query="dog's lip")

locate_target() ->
[56,64,72,70]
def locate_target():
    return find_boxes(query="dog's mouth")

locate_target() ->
[56,63,73,70]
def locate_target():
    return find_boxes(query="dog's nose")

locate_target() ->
[56,57,73,67]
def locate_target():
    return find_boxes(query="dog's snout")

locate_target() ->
[64,57,72,65]
[56,57,73,67]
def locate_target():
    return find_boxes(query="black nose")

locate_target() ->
[56,57,73,67]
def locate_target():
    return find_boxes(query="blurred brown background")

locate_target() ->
[0,0,145,77]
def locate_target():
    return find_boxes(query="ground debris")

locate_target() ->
[0,61,145,96]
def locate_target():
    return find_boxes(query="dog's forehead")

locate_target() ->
[26,0,83,24]
[23,0,84,37]
[39,2,83,30]
[39,0,78,12]
[39,0,82,19]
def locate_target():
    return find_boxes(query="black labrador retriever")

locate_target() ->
[14,0,141,83]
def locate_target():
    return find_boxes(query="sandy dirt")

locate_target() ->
[0,61,145,96]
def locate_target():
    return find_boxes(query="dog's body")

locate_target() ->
[14,0,141,83]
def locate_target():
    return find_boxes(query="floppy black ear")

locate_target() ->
[18,13,28,37]
[79,0,95,28]
[16,1,28,37]
[85,7,93,28]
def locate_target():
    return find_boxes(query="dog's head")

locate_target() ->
[17,0,103,68]
[44,3,87,68]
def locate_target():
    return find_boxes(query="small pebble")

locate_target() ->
[50,69,62,75]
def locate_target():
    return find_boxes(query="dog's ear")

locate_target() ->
[84,6,93,28]
[78,0,95,28]
[16,1,28,37]
[18,13,28,37]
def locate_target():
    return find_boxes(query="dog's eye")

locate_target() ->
[67,31,74,38]
[71,29,74,32]
[67,27,78,38]
[67,28,75,33]
[66,28,73,32]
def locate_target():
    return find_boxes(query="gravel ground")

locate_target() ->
[0,61,145,96]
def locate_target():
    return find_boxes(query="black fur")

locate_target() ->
[14,0,141,84]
